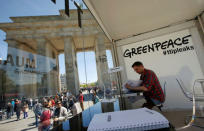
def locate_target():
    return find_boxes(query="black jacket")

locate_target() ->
[6,104,12,112]
[14,103,22,112]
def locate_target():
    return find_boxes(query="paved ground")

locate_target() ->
[0,110,37,131]
[162,110,204,131]
[0,99,204,131]
[0,101,93,131]
[125,97,204,131]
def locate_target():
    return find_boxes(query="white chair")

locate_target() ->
[176,78,204,130]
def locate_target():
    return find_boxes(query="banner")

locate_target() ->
[121,29,204,109]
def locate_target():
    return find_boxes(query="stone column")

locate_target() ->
[0,69,6,102]
[95,34,110,89]
[36,38,49,97]
[16,43,25,98]
[44,42,53,96]
[51,50,60,95]
[5,40,25,99]
[56,52,61,93]
[64,37,80,96]
[37,39,59,96]
[75,51,80,90]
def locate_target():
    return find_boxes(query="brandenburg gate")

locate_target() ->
[0,9,113,99]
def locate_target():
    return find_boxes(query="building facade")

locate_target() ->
[60,74,67,92]
[0,9,114,105]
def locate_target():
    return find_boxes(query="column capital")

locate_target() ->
[5,39,20,44]
[35,37,47,43]
[96,32,106,38]
[63,36,74,42]
[5,39,20,48]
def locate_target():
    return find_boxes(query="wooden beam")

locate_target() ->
[51,0,56,4]
[74,1,83,28]
[65,0,70,17]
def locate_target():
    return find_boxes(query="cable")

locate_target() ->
[80,1,93,124]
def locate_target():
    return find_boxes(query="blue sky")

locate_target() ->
[59,50,113,83]
[0,0,113,83]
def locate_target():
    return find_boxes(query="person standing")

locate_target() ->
[66,91,71,98]
[11,99,15,116]
[47,98,53,109]
[14,99,22,121]
[29,98,33,110]
[79,91,84,111]
[93,92,99,104]
[33,100,42,127]
[62,96,68,109]
[55,94,59,102]
[53,101,68,130]
[67,95,77,115]
[23,102,29,119]
[39,100,52,131]
[50,97,55,107]
[6,102,12,119]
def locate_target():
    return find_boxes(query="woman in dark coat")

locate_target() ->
[14,99,22,121]
[6,102,12,119]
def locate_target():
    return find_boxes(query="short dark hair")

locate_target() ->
[132,61,143,67]
[56,101,61,104]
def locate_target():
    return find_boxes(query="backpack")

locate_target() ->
[34,104,42,116]
[40,109,51,127]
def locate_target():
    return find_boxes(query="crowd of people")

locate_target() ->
[3,89,100,131]
[4,98,32,120]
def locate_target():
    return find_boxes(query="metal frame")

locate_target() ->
[176,78,204,130]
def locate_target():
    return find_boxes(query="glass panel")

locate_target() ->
[0,0,122,130]
[0,42,59,105]
[59,54,66,92]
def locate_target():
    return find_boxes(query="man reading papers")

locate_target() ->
[125,61,165,109]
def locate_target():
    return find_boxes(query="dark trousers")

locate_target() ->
[35,115,39,127]
[11,108,14,116]
[41,125,51,131]
[24,112,28,118]
[16,111,20,120]
[7,112,11,119]
[53,121,62,131]
[142,97,155,109]
[29,106,33,110]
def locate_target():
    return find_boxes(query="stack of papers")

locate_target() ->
[88,108,169,131]
[122,80,143,93]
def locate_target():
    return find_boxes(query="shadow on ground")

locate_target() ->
[21,126,37,131]
[0,119,17,125]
